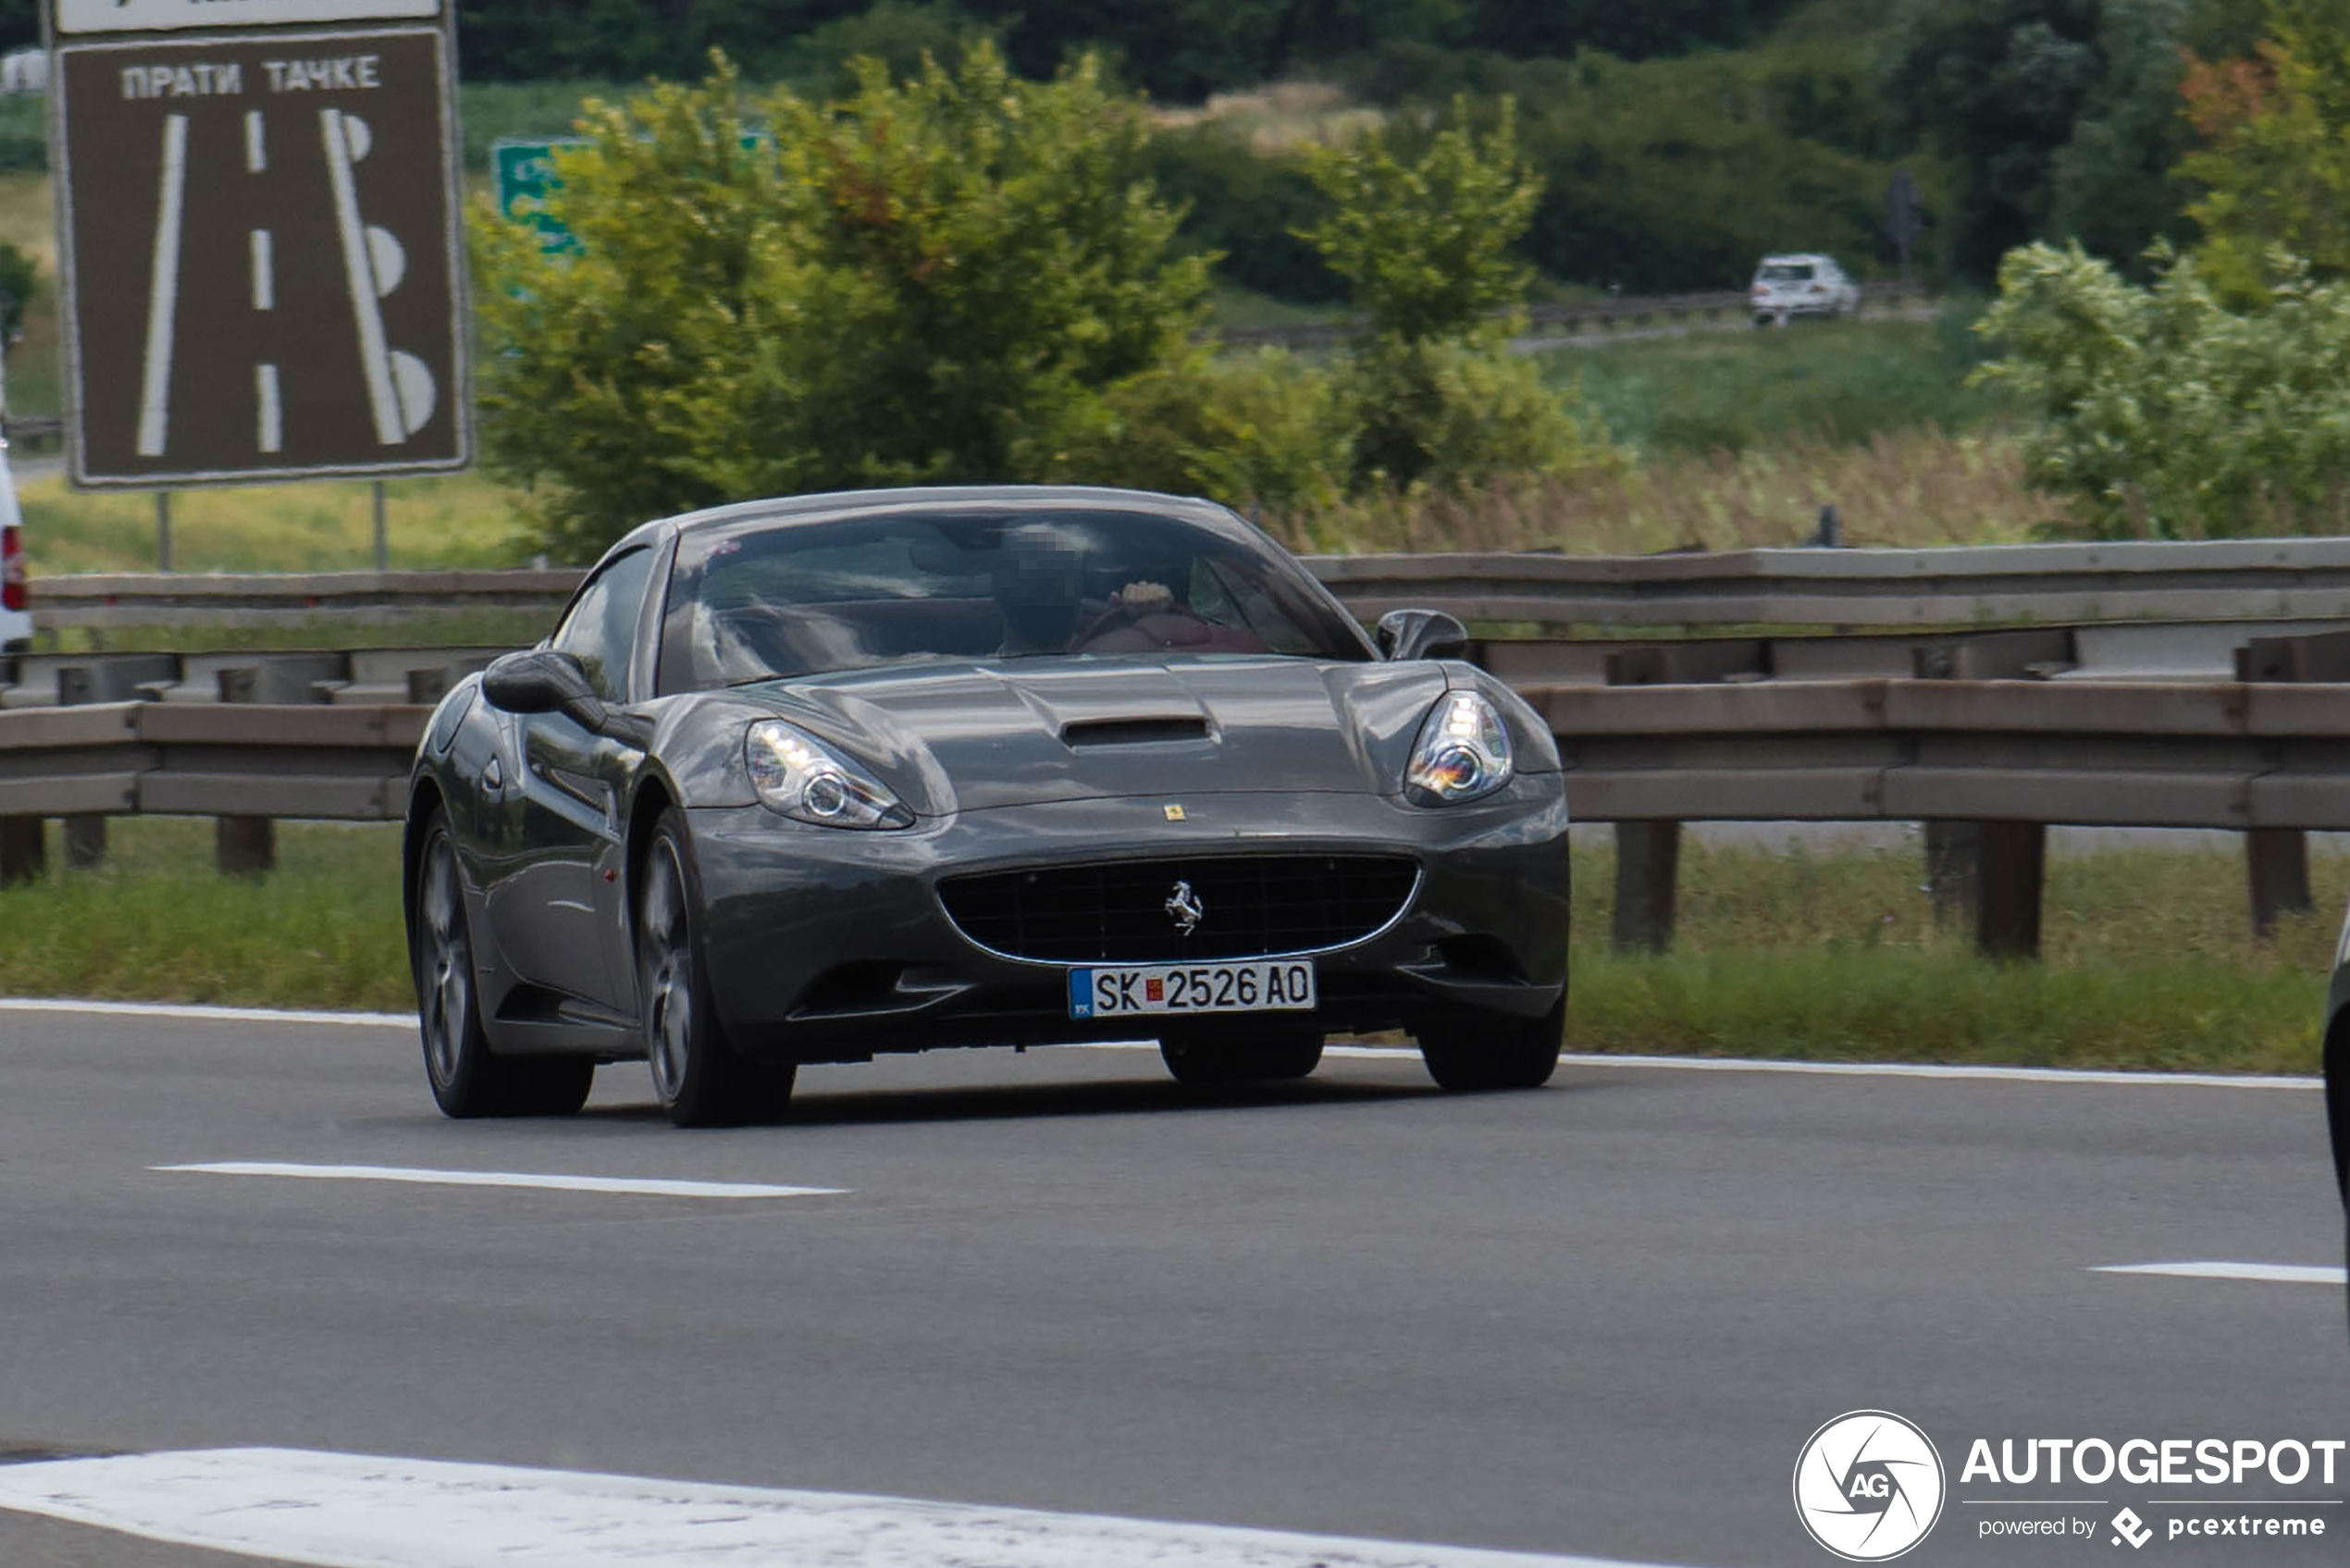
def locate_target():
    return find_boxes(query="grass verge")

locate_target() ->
[1553,309,2008,457]
[0,824,2329,1075]
[0,820,408,1012]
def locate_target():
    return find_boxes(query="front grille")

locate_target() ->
[937,854,1418,964]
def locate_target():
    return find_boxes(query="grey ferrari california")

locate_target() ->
[402,487,1570,1126]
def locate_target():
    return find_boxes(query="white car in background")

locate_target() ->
[1,460,27,653]
[1750,253,1861,326]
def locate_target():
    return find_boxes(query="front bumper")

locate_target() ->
[687,783,1569,1063]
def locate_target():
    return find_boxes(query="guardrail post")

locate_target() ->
[1975,821,2046,960]
[1612,821,1681,954]
[213,668,277,877]
[2233,631,2338,938]
[56,663,124,869]
[2246,828,2312,939]
[0,815,41,884]
[1912,632,2074,955]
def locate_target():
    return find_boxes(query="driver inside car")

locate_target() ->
[990,532,1089,656]
[1075,578,1272,656]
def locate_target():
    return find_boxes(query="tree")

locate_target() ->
[1296,99,1609,489]
[1297,96,1538,347]
[1973,241,2350,537]
[473,46,1209,556]
[2176,0,2350,299]
[1883,0,2115,282]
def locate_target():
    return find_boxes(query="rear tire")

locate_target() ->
[412,813,594,1117]
[638,809,796,1128]
[1160,1025,1323,1086]
[1417,997,1565,1093]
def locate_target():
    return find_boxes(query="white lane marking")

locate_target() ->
[1547,1052,2319,1091]
[0,998,416,1028]
[254,363,282,453]
[2094,1261,2347,1285]
[134,113,189,458]
[1101,1040,2320,1091]
[0,1448,1704,1568]
[249,227,274,310]
[153,1163,844,1200]
[0,996,2323,1090]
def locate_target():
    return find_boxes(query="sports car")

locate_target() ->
[402,487,1571,1126]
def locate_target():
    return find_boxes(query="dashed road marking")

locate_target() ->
[152,1162,845,1200]
[0,1447,1712,1568]
[2092,1261,2346,1285]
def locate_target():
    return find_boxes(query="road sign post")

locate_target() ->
[47,0,468,488]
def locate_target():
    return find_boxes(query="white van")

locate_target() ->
[1751,253,1861,326]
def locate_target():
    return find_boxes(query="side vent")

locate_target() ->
[1061,717,1209,747]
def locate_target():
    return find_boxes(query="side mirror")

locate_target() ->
[1376,608,1471,662]
[480,648,609,733]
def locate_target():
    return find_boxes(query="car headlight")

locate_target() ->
[746,721,914,829]
[1405,691,1513,805]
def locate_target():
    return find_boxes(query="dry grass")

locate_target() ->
[16,469,536,575]
[1268,426,2059,556]
[1149,80,1381,152]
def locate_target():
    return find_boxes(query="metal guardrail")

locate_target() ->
[3,673,2348,957]
[0,700,424,823]
[6,415,62,451]
[1305,538,2350,627]
[0,646,507,710]
[1215,280,1925,350]
[2,676,2338,833]
[1527,677,2350,832]
[32,537,2350,637]
[4,620,2337,714]
[24,570,579,634]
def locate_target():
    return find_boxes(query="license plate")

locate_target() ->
[1069,960,1317,1019]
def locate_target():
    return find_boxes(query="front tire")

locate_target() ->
[412,813,594,1117]
[1160,1024,1323,1086]
[638,809,795,1128]
[1417,997,1565,1093]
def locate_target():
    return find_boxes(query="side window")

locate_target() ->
[550,548,656,703]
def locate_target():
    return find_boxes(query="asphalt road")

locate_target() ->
[0,1003,2343,1567]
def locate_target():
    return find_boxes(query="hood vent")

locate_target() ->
[1060,716,1209,747]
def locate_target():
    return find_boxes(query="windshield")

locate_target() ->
[1758,263,1816,283]
[657,508,1372,691]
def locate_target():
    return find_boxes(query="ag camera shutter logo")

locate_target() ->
[1794,1411,1947,1561]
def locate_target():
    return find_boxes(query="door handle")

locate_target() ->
[482,756,503,792]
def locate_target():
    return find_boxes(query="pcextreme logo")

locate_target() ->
[1794,1410,1948,1562]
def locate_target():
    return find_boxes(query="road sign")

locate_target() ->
[491,137,585,253]
[492,133,769,254]
[48,0,467,487]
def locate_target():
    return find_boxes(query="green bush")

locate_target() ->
[1045,350,1353,512]
[472,45,1209,558]
[1973,240,2350,537]
[1343,338,1617,489]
